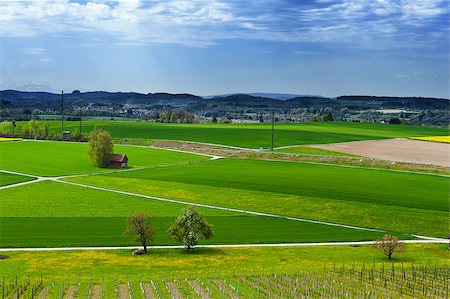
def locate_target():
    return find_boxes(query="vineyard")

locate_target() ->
[3,262,449,299]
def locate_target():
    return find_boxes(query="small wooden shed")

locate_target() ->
[110,154,128,168]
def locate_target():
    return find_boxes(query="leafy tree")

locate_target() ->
[168,206,213,250]
[88,127,113,167]
[124,213,155,253]
[372,234,405,259]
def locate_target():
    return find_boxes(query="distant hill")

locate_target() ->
[205,93,312,100]
[1,90,448,111]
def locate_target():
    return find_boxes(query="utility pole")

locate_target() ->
[61,90,64,134]
[79,107,82,133]
[271,112,275,150]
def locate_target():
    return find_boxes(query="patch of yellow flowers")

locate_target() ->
[0,137,22,142]
[412,136,450,143]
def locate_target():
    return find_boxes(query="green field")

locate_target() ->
[0,172,34,186]
[21,120,449,148]
[67,158,449,237]
[0,244,448,281]
[0,140,209,176]
[0,181,384,247]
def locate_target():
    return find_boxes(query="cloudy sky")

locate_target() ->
[0,0,448,98]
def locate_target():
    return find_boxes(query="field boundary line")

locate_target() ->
[0,239,447,252]
[54,179,383,233]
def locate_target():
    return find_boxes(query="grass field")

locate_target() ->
[0,140,209,176]
[0,181,384,247]
[19,120,449,148]
[0,172,34,186]
[67,158,449,237]
[0,244,448,281]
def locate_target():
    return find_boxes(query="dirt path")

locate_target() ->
[117,284,129,299]
[63,286,77,299]
[213,279,239,299]
[141,283,157,299]
[90,285,102,299]
[311,138,450,167]
[166,282,183,299]
[189,281,212,299]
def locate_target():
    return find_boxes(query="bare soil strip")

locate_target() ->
[141,283,157,299]
[213,279,239,299]
[90,285,102,299]
[311,138,450,167]
[166,281,183,299]
[117,284,129,299]
[63,286,77,299]
[189,281,212,299]
[37,286,51,299]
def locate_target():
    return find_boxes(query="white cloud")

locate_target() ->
[23,48,45,55]
[0,0,448,48]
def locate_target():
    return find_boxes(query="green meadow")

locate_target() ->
[23,120,449,148]
[1,244,448,281]
[0,140,209,176]
[67,158,449,237]
[0,181,383,247]
[0,172,34,186]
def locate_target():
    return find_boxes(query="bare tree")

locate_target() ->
[124,213,155,253]
[373,235,405,259]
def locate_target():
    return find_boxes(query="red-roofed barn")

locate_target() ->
[110,154,128,168]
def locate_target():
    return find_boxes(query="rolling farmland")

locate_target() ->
[67,158,449,237]
[0,125,448,298]
[17,120,449,148]
[0,245,449,298]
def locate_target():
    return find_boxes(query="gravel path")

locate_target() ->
[0,239,446,252]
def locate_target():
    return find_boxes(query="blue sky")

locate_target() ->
[0,0,448,98]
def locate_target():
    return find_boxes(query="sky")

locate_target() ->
[0,0,448,98]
